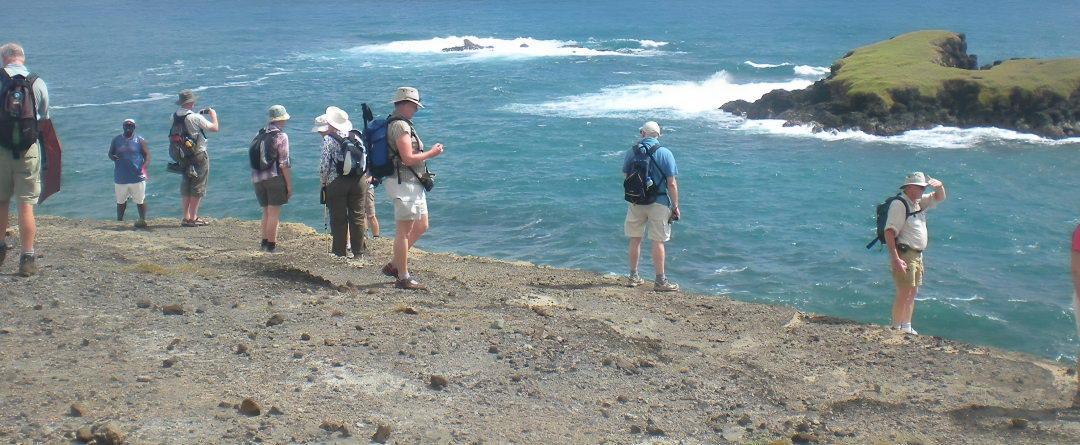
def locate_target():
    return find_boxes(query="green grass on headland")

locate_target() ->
[831,30,1080,107]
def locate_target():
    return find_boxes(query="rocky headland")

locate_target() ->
[722,30,1080,138]
[2,215,1080,444]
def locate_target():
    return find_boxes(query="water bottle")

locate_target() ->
[11,122,19,145]
[646,176,653,188]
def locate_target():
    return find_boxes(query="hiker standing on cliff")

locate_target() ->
[0,43,49,277]
[381,87,442,290]
[622,121,680,292]
[885,172,946,335]
[316,107,367,259]
[172,89,218,227]
[251,105,292,253]
[109,119,149,228]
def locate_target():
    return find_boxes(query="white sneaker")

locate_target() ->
[900,324,918,335]
[627,274,647,287]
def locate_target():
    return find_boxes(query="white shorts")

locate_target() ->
[383,178,427,221]
[115,181,146,205]
[624,203,671,242]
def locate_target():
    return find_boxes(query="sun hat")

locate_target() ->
[311,115,328,133]
[640,121,661,138]
[123,118,136,126]
[318,106,352,133]
[268,105,290,122]
[389,87,424,108]
[175,89,198,106]
[900,172,929,189]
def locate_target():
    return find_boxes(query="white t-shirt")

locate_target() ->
[885,192,938,250]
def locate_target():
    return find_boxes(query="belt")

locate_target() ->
[897,243,923,254]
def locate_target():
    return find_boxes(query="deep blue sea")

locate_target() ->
[6,0,1080,362]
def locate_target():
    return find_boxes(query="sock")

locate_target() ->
[629,270,638,277]
[398,273,410,281]
[23,249,34,257]
[656,273,665,282]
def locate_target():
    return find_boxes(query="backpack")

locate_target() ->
[168,111,200,162]
[360,103,406,180]
[248,127,281,171]
[330,129,367,176]
[0,71,40,156]
[866,193,924,249]
[623,140,666,205]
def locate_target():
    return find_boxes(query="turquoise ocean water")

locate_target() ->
[6,0,1080,362]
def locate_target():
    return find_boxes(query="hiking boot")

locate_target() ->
[395,277,427,290]
[627,274,647,287]
[133,219,148,229]
[18,253,36,277]
[654,277,679,292]
[381,262,398,277]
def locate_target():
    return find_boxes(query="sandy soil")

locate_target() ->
[1,215,1079,444]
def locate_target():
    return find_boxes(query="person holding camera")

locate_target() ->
[622,121,680,292]
[172,89,218,227]
[381,87,442,290]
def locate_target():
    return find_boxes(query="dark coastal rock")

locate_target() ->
[441,39,493,52]
[722,31,1080,139]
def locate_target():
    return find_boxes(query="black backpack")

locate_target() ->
[0,71,40,156]
[866,193,924,249]
[248,127,281,171]
[168,111,200,162]
[331,129,367,176]
[623,140,665,205]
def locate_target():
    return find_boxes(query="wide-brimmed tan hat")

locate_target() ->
[900,172,929,189]
[389,87,424,108]
[175,89,198,106]
[268,105,290,122]
[640,121,661,137]
[318,106,352,132]
[311,115,328,133]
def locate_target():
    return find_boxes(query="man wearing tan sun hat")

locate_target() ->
[380,87,443,290]
[884,172,946,336]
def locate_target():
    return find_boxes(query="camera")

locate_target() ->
[198,108,211,115]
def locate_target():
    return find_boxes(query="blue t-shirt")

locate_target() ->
[622,137,678,207]
[111,133,146,184]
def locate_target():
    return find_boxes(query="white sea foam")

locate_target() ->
[52,93,172,110]
[509,71,813,118]
[794,65,830,77]
[733,119,1080,148]
[347,36,662,59]
[744,61,792,68]
[714,266,748,275]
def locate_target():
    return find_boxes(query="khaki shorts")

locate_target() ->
[891,248,924,288]
[254,174,288,207]
[384,177,427,221]
[364,183,376,217]
[624,203,671,242]
[179,151,209,198]
[0,142,41,205]
[115,181,146,205]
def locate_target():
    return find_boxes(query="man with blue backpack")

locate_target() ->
[622,121,680,292]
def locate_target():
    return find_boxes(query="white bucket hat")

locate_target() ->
[318,106,352,133]
[389,87,424,108]
[311,115,328,133]
[901,172,929,189]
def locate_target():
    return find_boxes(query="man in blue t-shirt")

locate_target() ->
[621,121,680,292]
[109,118,149,228]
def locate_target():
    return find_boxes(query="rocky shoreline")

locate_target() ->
[2,215,1079,444]
[722,31,1080,139]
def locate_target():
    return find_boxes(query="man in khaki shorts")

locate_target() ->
[622,121,680,292]
[0,43,49,276]
[884,172,946,335]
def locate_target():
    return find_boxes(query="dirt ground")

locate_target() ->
[1,215,1079,444]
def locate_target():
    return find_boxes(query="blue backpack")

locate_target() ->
[360,103,406,180]
[623,140,665,205]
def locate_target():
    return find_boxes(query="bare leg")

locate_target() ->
[117,203,127,221]
[651,240,666,276]
[891,285,918,327]
[368,215,380,237]
[136,203,146,221]
[394,215,430,277]
[628,237,642,273]
[264,205,281,243]
[16,203,34,251]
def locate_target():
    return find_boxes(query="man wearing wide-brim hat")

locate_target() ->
[380,86,444,291]
[884,171,946,335]
[172,88,219,227]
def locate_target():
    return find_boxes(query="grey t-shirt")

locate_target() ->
[386,113,425,183]
[173,108,213,152]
